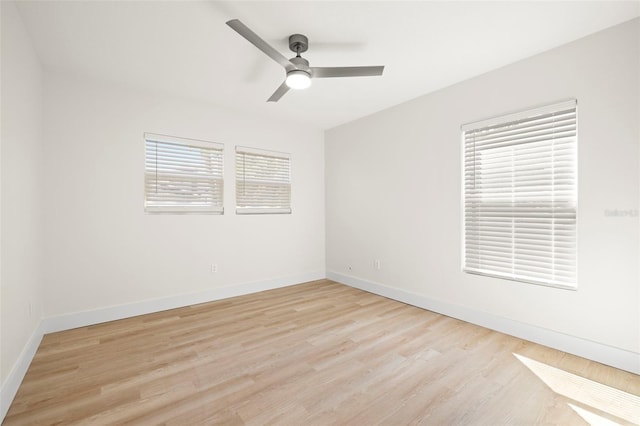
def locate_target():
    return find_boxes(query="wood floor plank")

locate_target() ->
[4,279,639,425]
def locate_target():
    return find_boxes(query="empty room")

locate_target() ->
[1,0,639,424]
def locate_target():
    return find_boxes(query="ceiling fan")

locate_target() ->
[226,19,385,102]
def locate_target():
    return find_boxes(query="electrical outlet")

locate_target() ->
[211,264,218,273]
[374,259,382,270]
[347,265,352,271]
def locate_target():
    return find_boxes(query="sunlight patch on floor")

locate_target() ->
[568,403,623,426]
[513,353,639,424]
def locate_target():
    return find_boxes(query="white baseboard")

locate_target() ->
[1,270,325,422]
[44,271,325,333]
[327,270,640,375]
[1,321,46,420]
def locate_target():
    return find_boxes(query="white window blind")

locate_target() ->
[144,133,224,214]
[235,146,291,214]
[462,100,577,289]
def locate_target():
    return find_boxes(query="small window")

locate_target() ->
[462,100,577,289]
[235,146,291,214]
[144,133,224,214]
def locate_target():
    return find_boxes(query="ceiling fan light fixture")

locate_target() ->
[286,70,311,90]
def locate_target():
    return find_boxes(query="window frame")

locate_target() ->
[461,99,578,290]
[144,133,224,214]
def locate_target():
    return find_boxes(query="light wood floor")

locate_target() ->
[5,280,639,425]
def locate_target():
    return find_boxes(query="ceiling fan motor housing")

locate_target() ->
[289,56,310,72]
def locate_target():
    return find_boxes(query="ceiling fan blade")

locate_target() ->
[311,66,384,78]
[267,81,290,102]
[226,19,295,72]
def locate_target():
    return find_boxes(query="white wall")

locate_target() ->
[0,0,45,388]
[42,73,325,318]
[326,19,639,365]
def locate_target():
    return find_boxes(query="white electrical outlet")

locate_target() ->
[211,264,218,273]
[374,259,382,270]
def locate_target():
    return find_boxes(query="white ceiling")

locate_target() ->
[15,1,640,130]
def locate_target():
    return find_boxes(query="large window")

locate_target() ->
[235,146,291,214]
[144,133,224,214]
[462,100,577,289]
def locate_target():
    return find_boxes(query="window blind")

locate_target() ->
[462,100,577,289]
[235,146,291,214]
[144,133,224,213]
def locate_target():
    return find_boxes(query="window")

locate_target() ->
[144,133,224,213]
[462,100,577,289]
[235,146,291,214]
